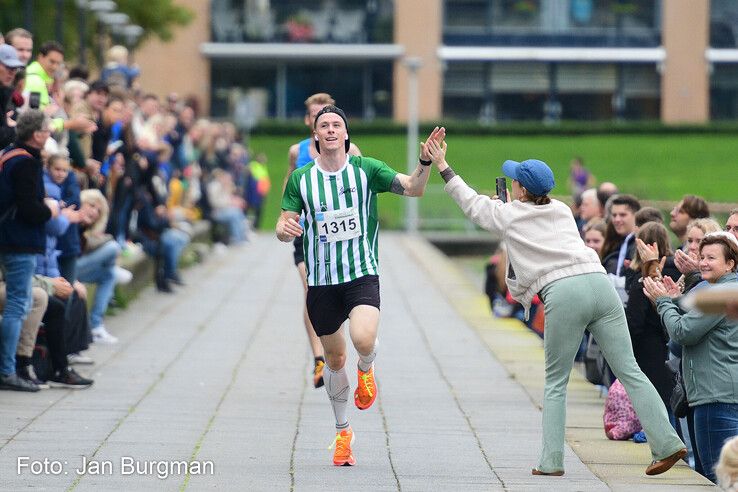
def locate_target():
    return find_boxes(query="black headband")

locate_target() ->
[313,105,350,153]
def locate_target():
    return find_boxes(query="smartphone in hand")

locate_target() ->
[29,92,41,109]
[495,177,508,203]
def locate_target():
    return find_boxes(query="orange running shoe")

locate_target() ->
[330,427,356,466]
[354,365,377,410]
[313,359,325,388]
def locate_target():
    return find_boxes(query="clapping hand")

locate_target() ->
[675,249,700,274]
[662,275,685,298]
[643,276,669,303]
[635,238,659,263]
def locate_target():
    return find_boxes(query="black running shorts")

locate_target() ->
[292,236,304,266]
[306,275,380,337]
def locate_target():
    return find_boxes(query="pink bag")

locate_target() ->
[603,379,642,440]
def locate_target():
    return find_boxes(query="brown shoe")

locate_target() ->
[645,448,687,475]
[531,468,564,476]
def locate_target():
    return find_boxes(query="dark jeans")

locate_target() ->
[40,296,70,373]
[693,402,738,483]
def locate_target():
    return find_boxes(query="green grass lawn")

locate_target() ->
[251,133,738,230]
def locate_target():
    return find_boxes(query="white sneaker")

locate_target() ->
[113,266,133,285]
[67,352,94,365]
[92,325,118,344]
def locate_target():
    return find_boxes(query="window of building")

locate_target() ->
[710,0,738,48]
[443,0,661,47]
[211,60,393,122]
[211,0,394,44]
[442,61,659,121]
[711,65,738,119]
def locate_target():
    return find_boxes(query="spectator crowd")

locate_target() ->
[0,29,268,393]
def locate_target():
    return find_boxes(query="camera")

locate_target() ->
[495,177,508,203]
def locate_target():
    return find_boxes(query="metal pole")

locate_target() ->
[55,0,64,43]
[79,5,87,66]
[23,0,33,31]
[403,57,422,233]
[276,63,287,120]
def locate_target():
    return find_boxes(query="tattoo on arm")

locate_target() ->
[416,167,424,178]
[390,175,405,195]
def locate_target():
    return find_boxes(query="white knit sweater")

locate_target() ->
[445,175,605,317]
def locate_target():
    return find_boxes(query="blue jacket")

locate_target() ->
[0,143,51,254]
[35,176,69,278]
[55,171,82,259]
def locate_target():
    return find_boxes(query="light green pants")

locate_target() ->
[537,272,684,472]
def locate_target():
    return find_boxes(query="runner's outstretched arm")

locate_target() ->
[390,126,445,197]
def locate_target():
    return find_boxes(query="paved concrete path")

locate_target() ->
[0,233,717,491]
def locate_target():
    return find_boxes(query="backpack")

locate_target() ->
[584,333,614,387]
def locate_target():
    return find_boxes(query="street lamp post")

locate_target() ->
[403,56,422,233]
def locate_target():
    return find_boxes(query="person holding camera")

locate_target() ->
[425,136,686,477]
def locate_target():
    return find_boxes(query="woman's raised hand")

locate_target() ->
[425,136,448,171]
[635,238,659,263]
[674,249,699,274]
[420,126,446,161]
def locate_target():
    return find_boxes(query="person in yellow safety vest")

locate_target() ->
[245,153,271,229]
[22,41,95,135]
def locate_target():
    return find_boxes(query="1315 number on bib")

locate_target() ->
[316,207,361,243]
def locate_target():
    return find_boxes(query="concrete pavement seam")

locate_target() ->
[180,261,292,491]
[66,251,264,491]
[289,354,310,492]
[0,252,229,455]
[378,394,402,491]
[384,251,508,491]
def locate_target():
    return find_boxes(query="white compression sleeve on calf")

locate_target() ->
[324,365,350,429]
[357,338,377,372]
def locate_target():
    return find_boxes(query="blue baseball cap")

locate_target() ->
[501,159,555,196]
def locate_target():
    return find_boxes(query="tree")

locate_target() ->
[0,0,193,67]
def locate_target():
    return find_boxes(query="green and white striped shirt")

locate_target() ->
[282,155,397,286]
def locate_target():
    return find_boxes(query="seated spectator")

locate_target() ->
[77,189,120,344]
[206,168,246,244]
[132,189,190,292]
[644,232,738,483]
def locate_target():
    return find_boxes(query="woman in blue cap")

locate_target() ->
[425,138,686,477]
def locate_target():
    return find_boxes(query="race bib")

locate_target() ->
[316,207,361,243]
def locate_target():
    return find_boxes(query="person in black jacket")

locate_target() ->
[0,44,25,149]
[0,110,58,391]
[625,222,682,409]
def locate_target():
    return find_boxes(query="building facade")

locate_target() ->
[135,0,738,124]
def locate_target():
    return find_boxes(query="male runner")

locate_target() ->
[277,104,444,466]
[286,93,362,389]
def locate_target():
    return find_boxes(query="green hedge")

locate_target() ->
[249,118,738,136]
